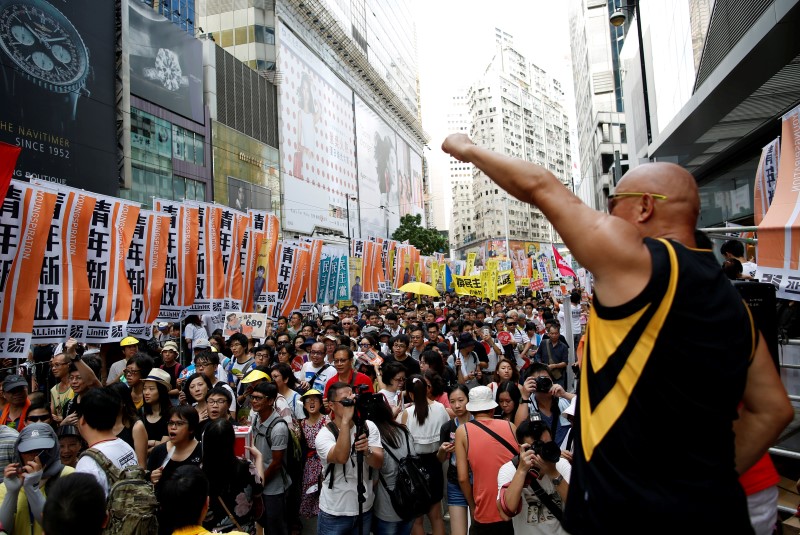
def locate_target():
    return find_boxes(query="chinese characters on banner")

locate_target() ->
[154,199,199,321]
[30,186,95,344]
[757,103,800,301]
[81,194,140,343]
[0,182,57,357]
[125,211,170,338]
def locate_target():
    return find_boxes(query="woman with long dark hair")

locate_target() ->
[494,380,522,422]
[108,382,148,467]
[400,375,449,535]
[372,392,417,535]
[140,369,173,453]
[437,385,472,535]
[201,419,264,533]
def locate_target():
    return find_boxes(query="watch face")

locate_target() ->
[0,0,89,92]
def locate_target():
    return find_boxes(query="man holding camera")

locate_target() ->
[316,382,384,534]
[516,364,574,449]
[497,420,570,534]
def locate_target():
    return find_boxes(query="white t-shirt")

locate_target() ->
[299,362,337,392]
[403,401,450,454]
[316,420,381,516]
[183,324,209,349]
[557,308,581,339]
[447,351,479,376]
[742,261,758,279]
[76,438,138,496]
[497,457,572,534]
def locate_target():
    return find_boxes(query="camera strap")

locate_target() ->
[468,420,518,456]
[528,478,564,522]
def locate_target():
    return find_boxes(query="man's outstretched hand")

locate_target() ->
[442,134,475,163]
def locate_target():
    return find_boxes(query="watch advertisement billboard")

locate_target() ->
[0,0,117,195]
[128,0,203,124]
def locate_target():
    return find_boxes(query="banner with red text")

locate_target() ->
[125,210,170,338]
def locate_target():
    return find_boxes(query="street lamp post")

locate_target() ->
[610,0,653,146]
[345,195,357,253]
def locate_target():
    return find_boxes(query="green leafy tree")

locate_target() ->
[391,214,448,255]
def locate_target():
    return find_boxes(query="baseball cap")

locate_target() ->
[466,386,497,412]
[120,336,139,347]
[3,375,27,391]
[17,423,55,453]
[161,341,179,353]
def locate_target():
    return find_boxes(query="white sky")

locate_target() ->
[413,0,574,230]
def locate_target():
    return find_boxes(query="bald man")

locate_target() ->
[442,134,792,534]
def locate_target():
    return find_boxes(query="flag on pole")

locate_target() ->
[552,245,576,278]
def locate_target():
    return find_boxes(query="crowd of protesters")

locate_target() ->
[0,257,790,535]
[0,291,593,535]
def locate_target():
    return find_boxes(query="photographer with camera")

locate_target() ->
[323,346,375,400]
[316,382,384,534]
[497,420,570,534]
[516,364,573,446]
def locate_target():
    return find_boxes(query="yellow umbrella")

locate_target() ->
[398,281,440,297]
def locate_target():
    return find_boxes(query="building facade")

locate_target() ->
[568,0,629,211]
[447,93,473,255]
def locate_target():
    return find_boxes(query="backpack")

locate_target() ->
[79,448,159,535]
[378,429,434,521]
[262,416,305,486]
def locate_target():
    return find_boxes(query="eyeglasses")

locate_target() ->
[207,398,229,406]
[607,192,668,212]
[359,343,371,348]
[26,414,50,422]
[333,359,351,364]
[124,369,140,376]
[309,350,324,355]
[195,362,210,368]
[50,361,67,368]
[249,394,266,402]
[167,420,188,428]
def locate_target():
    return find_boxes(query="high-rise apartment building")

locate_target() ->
[568,0,628,210]
[453,35,571,253]
[447,93,473,254]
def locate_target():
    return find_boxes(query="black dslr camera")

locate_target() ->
[340,385,385,425]
[535,375,552,393]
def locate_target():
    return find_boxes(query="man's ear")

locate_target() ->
[101,512,110,528]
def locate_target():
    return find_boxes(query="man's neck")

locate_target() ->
[59,377,70,388]
[257,407,274,421]
[338,369,353,381]
[83,429,118,447]
[235,354,250,364]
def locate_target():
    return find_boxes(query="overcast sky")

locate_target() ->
[413,0,574,229]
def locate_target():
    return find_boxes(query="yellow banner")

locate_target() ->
[497,269,516,295]
[520,277,530,287]
[453,274,483,297]
[465,252,476,276]
[431,261,440,289]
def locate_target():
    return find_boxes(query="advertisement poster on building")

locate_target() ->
[397,139,425,220]
[277,22,357,235]
[128,1,203,123]
[0,0,117,195]
[355,95,400,238]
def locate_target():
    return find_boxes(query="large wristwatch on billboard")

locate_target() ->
[0,0,91,122]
